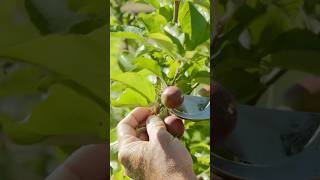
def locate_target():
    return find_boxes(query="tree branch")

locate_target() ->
[173,0,180,23]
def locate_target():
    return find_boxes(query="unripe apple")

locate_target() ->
[211,81,237,144]
[161,86,184,108]
[198,85,210,97]
[284,77,320,112]
[164,115,184,138]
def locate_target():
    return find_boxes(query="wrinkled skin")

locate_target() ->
[117,107,197,180]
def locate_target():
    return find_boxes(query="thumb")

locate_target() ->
[146,115,172,143]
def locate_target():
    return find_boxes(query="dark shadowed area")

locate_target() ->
[212,0,320,179]
[0,0,108,179]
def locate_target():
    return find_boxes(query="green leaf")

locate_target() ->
[69,16,108,34]
[110,142,119,160]
[110,72,156,103]
[25,0,106,34]
[0,65,49,97]
[216,2,266,51]
[166,59,180,79]
[110,128,117,143]
[29,84,107,138]
[142,0,160,8]
[110,37,123,75]
[266,29,320,75]
[0,28,107,107]
[195,153,210,165]
[214,42,258,69]
[249,5,291,47]
[159,6,173,22]
[216,69,264,103]
[0,115,47,144]
[0,0,39,48]
[110,32,144,41]
[193,71,210,84]
[273,0,303,16]
[67,0,106,14]
[1,84,107,144]
[140,13,167,33]
[111,164,130,180]
[164,24,185,54]
[178,1,210,50]
[111,82,127,93]
[137,69,157,79]
[148,33,176,54]
[270,29,320,52]
[110,25,145,41]
[190,143,210,151]
[111,88,149,107]
[117,53,136,72]
[268,51,320,75]
[133,57,162,77]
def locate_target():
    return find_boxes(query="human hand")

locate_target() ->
[117,107,197,180]
[46,144,107,180]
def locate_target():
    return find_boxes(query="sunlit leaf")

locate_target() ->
[178,1,210,50]
[111,88,149,107]
[1,84,107,144]
[110,72,156,103]
[268,51,320,75]
[133,57,162,77]
[25,0,106,34]
[0,28,107,106]
[148,33,176,53]
[140,13,167,33]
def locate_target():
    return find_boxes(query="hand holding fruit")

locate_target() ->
[161,86,185,138]
[46,144,107,180]
[117,107,196,180]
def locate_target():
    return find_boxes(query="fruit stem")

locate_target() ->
[171,62,183,86]
[173,0,180,23]
[211,0,223,57]
[188,82,200,94]
[248,69,287,105]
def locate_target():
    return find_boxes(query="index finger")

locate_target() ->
[117,107,152,145]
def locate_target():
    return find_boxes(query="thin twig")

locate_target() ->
[211,0,221,52]
[248,69,287,105]
[188,82,200,94]
[171,66,181,86]
[173,0,180,23]
[264,69,287,87]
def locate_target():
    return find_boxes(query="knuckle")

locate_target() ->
[118,150,128,164]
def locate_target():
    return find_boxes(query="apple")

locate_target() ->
[284,77,320,112]
[161,86,184,108]
[164,115,184,138]
[198,85,210,97]
[211,81,237,144]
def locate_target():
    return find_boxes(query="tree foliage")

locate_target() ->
[213,0,320,105]
[110,0,210,179]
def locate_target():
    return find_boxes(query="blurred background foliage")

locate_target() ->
[0,0,107,179]
[110,0,210,179]
[0,0,319,179]
[212,1,320,178]
[213,0,320,108]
